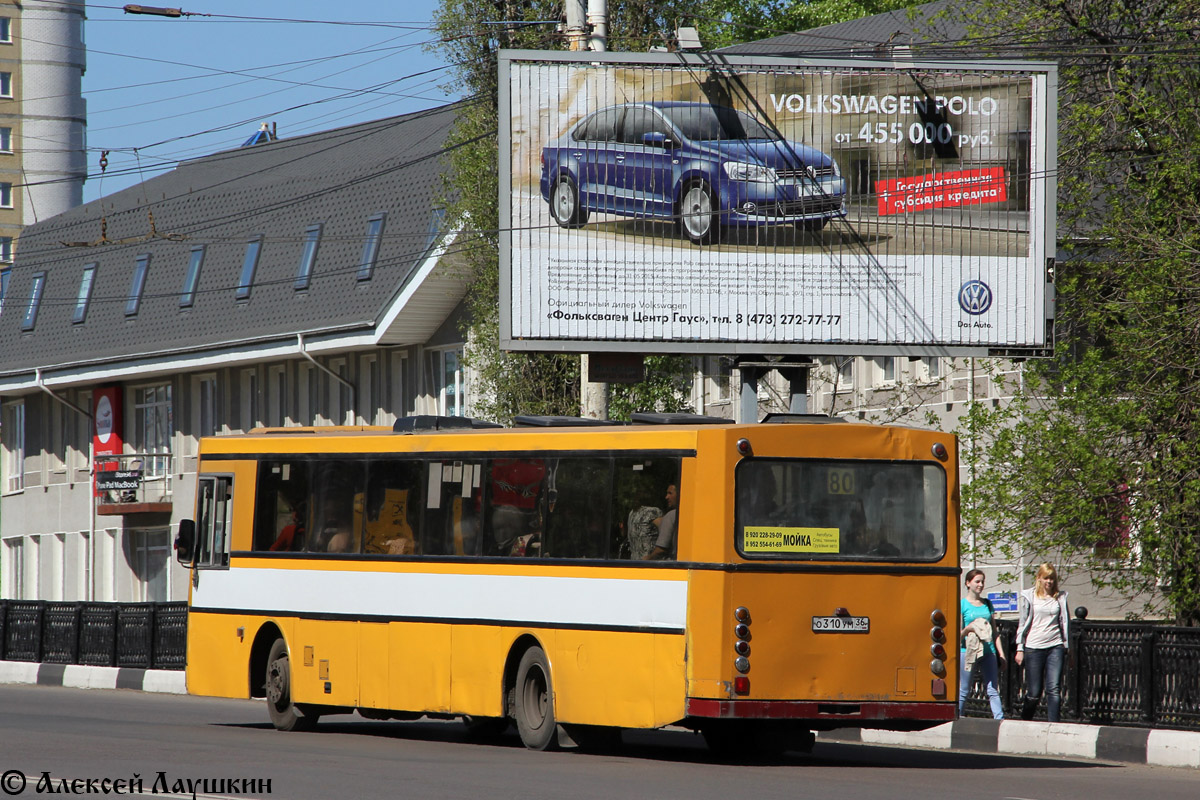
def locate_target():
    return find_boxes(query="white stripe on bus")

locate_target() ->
[192,568,688,631]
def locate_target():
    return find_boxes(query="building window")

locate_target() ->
[126,254,150,316]
[356,213,385,281]
[4,539,24,599]
[240,368,259,431]
[132,384,172,478]
[0,127,11,153]
[0,72,11,98]
[327,358,349,425]
[358,354,380,425]
[188,374,218,458]
[294,223,321,290]
[195,375,217,438]
[836,357,854,390]
[0,236,11,263]
[916,356,942,382]
[297,364,315,425]
[267,365,288,427]
[874,356,896,385]
[428,348,463,416]
[706,356,732,403]
[236,235,262,300]
[0,18,11,44]
[0,182,12,208]
[129,528,170,601]
[389,351,407,423]
[3,399,24,493]
[74,262,97,324]
[0,265,10,314]
[180,245,204,308]
[71,391,92,473]
[21,271,45,331]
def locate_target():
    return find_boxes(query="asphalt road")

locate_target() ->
[0,685,1196,800]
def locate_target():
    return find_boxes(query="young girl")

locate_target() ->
[959,569,1005,719]
[1015,562,1070,721]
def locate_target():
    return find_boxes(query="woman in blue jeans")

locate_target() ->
[959,569,1005,719]
[1015,562,1070,721]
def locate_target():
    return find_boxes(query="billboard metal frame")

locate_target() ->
[499,49,1057,358]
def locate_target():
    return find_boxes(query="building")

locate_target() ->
[0,104,472,601]
[0,0,88,265]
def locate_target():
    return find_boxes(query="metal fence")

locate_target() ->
[0,601,187,670]
[964,614,1200,731]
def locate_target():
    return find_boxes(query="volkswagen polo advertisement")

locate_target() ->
[500,51,1057,356]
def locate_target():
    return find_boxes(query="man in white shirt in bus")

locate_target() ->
[645,483,678,561]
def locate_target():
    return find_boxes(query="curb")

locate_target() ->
[0,660,186,695]
[819,719,1200,769]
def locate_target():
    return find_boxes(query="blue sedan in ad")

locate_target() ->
[539,101,847,244]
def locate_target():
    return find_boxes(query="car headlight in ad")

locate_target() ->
[722,161,777,183]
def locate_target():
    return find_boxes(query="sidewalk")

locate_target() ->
[0,659,186,695]
[3,659,1197,768]
[819,717,1200,769]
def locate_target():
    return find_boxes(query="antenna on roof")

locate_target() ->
[242,122,277,148]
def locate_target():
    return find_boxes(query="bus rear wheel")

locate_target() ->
[265,638,317,732]
[513,646,557,750]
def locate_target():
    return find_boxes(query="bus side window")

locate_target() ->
[483,458,545,557]
[612,457,681,560]
[362,459,423,555]
[254,461,309,552]
[542,457,612,559]
[307,460,365,554]
[423,461,485,557]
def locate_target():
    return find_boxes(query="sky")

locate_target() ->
[80,1,459,203]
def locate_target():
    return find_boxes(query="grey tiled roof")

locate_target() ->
[718,1,970,57]
[0,103,462,380]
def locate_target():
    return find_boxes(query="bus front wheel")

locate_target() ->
[513,646,557,750]
[265,638,317,732]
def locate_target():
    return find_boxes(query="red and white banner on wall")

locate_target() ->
[875,168,1008,215]
[93,385,123,497]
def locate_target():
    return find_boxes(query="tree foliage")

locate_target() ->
[949,1,1200,623]
[697,0,918,49]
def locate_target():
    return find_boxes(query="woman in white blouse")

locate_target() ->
[1014,562,1070,721]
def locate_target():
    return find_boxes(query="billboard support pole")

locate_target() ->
[738,367,759,423]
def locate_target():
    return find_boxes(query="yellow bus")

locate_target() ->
[175,413,959,754]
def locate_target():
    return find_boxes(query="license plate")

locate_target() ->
[812,615,870,633]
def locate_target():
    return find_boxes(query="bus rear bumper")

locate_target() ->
[684,698,956,731]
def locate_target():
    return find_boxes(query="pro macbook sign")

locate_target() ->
[499,51,1057,356]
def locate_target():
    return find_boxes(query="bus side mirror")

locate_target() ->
[175,519,196,566]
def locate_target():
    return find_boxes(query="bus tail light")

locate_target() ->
[733,607,752,687]
[929,609,947,678]
[735,438,752,457]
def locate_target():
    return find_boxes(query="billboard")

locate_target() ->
[499,51,1056,356]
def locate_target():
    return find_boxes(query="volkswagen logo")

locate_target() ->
[958,279,993,315]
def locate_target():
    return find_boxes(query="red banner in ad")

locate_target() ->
[875,167,1008,215]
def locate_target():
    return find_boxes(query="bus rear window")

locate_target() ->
[736,459,946,560]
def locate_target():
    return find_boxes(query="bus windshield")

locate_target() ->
[736,459,946,560]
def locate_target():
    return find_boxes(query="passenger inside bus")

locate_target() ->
[644,483,679,560]
[486,458,546,557]
[269,503,306,552]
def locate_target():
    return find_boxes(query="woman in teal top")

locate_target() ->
[959,568,1006,719]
